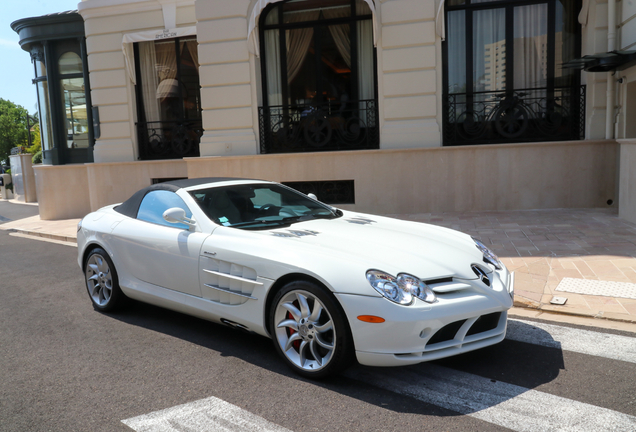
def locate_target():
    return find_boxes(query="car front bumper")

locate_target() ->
[334,272,514,367]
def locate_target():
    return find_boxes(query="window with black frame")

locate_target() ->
[134,37,202,160]
[258,0,379,154]
[443,0,584,146]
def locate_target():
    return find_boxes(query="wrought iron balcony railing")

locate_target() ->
[443,86,586,146]
[137,120,202,160]
[258,99,379,154]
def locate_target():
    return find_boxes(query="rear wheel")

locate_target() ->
[270,280,354,378]
[84,248,125,312]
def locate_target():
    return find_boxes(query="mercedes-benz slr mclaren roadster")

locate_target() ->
[77,178,514,378]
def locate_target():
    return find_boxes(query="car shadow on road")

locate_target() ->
[107,301,564,418]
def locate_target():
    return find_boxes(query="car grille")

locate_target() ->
[425,312,502,348]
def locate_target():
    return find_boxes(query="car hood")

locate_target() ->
[239,211,484,282]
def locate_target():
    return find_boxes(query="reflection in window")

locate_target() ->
[443,0,583,146]
[37,80,54,151]
[61,77,88,149]
[58,52,83,74]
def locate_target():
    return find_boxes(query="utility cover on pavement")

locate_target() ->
[550,296,568,305]
[555,277,636,300]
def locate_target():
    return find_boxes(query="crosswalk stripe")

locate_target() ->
[507,319,636,364]
[123,319,636,432]
[346,365,636,432]
[122,396,293,432]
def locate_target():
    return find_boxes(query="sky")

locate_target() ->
[1,0,81,115]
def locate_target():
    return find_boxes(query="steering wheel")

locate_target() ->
[257,204,280,217]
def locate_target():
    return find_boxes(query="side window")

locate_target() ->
[137,190,192,229]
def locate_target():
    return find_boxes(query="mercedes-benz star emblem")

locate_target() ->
[471,265,491,287]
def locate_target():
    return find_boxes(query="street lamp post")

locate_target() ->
[26,114,37,148]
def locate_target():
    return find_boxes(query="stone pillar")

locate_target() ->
[378,0,441,149]
[195,0,259,156]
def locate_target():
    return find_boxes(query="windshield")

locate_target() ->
[189,183,340,229]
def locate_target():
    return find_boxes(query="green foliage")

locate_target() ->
[0,99,30,164]
[32,150,42,165]
[26,123,42,157]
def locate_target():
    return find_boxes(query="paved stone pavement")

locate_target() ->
[2,199,635,323]
[390,208,636,322]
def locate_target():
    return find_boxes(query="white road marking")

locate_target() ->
[507,319,636,364]
[122,396,293,432]
[123,320,636,432]
[346,365,636,432]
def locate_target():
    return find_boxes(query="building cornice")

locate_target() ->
[78,0,195,20]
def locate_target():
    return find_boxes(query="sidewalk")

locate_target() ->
[2,201,636,324]
[391,208,636,324]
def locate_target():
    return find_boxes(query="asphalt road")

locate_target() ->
[1,230,635,431]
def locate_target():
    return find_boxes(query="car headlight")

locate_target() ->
[366,270,436,305]
[473,238,502,270]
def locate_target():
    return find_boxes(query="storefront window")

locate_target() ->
[58,52,88,149]
[61,77,88,149]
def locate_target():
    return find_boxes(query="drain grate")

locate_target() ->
[555,277,636,300]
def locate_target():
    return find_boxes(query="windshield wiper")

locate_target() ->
[225,219,291,228]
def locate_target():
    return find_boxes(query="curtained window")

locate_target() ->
[135,37,201,126]
[260,0,376,108]
[443,0,582,145]
[133,36,202,160]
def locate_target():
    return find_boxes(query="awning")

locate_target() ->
[247,0,378,56]
[122,26,197,84]
[562,50,636,72]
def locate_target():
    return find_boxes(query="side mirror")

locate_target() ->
[307,193,318,201]
[163,207,196,227]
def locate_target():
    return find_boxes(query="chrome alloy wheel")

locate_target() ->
[274,290,336,372]
[85,253,113,307]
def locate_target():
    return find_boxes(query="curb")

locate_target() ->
[513,296,636,325]
[6,228,77,244]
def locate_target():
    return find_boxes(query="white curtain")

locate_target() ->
[323,7,351,68]
[513,4,548,89]
[358,19,375,125]
[446,10,466,95]
[122,26,197,83]
[185,40,199,71]
[473,8,505,94]
[138,41,161,123]
[285,11,320,84]
[248,0,377,55]
[265,29,282,106]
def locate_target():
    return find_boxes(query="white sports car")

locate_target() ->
[77,178,514,378]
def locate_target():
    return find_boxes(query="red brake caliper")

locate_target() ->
[287,301,301,351]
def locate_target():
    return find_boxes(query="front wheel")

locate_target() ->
[270,281,354,378]
[84,247,126,312]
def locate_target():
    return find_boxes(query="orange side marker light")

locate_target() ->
[357,315,385,323]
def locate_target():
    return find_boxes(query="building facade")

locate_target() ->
[11,0,636,222]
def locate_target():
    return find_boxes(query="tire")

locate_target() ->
[270,280,354,379]
[84,247,125,312]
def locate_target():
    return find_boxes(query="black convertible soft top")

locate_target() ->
[114,177,257,219]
